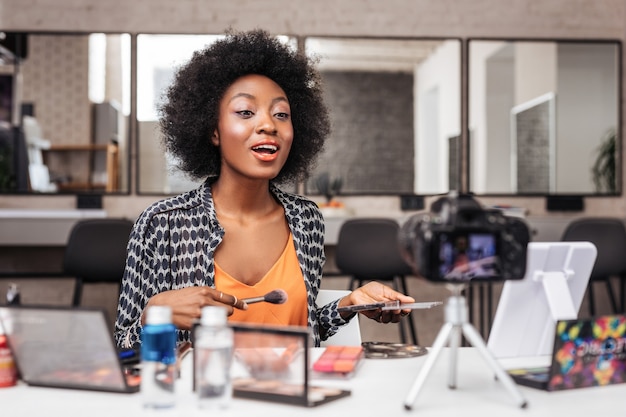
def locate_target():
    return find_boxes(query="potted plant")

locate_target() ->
[591,128,617,194]
[315,172,343,207]
[314,172,353,217]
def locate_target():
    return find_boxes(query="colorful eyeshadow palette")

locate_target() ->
[508,314,626,391]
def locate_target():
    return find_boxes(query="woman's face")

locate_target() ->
[213,74,293,182]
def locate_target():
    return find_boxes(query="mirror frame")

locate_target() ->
[0,30,132,196]
[467,37,622,197]
[302,35,463,197]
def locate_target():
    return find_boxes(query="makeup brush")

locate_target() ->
[242,289,288,305]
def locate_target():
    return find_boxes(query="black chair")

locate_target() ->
[335,218,418,345]
[63,218,134,306]
[561,217,626,316]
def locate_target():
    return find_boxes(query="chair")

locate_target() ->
[334,218,418,345]
[560,217,626,316]
[317,289,362,347]
[63,218,134,306]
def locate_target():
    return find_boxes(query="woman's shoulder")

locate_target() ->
[135,184,208,230]
[272,185,323,219]
[145,189,202,215]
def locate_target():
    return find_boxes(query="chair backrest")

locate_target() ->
[63,218,134,283]
[317,289,362,347]
[335,218,413,279]
[561,217,626,279]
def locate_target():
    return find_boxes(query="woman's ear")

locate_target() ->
[211,130,219,146]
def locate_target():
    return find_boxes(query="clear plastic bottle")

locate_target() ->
[194,306,234,409]
[141,305,177,409]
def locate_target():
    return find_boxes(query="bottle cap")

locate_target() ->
[200,306,227,326]
[145,305,172,325]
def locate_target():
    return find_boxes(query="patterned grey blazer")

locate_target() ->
[115,180,350,348]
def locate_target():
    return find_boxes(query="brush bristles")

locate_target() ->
[264,289,288,304]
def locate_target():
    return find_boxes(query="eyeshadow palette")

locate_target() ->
[312,345,364,378]
[361,342,428,359]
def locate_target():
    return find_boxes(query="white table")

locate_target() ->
[0,209,107,246]
[0,348,622,416]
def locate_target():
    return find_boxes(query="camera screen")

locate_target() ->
[436,232,501,281]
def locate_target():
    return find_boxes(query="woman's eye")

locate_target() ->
[275,112,290,120]
[237,110,254,117]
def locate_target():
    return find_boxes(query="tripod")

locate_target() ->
[403,284,528,410]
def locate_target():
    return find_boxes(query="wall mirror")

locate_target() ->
[0,31,131,194]
[468,39,621,196]
[304,37,461,197]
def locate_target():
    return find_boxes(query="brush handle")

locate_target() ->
[241,296,265,304]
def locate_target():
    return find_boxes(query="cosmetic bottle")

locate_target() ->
[194,306,234,409]
[0,284,18,388]
[141,305,177,409]
[6,283,20,306]
[0,335,17,388]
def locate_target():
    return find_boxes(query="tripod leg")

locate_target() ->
[447,324,462,389]
[461,323,528,408]
[403,322,454,410]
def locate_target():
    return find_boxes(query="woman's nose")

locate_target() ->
[256,111,277,134]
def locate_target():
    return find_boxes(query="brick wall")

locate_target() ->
[515,99,552,193]
[310,71,414,194]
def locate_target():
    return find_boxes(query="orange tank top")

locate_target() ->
[214,233,308,327]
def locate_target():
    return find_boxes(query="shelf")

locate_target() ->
[47,144,109,152]
[56,182,107,191]
[43,143,119,192]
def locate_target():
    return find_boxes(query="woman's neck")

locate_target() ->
[211,177,278,220]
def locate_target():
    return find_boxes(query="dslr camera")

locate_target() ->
[399,192,530,283]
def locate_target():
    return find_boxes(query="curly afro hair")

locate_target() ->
[158,29,330,185]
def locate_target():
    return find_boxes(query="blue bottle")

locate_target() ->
[141,305,177,409]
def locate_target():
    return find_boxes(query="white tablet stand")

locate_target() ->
[403,284,528,410]
[486,242,596,358]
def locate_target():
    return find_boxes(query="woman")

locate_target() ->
[115,29,414,349]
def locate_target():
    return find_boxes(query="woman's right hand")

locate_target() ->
[142,286,247,330]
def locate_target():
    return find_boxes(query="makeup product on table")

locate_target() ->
[195,306,234,410]
[337,300,442,313]
[312,345,365,378]
[141,306,177,409]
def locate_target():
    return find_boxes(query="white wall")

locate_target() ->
[557,43,619,193]
[515,43,557,106]
[469,41,509,194]
[415,40,461,194]
[137,121,166,193]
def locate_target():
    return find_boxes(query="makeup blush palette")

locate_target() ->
[312,345,364,378]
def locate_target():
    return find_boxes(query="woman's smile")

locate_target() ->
[251,140,280,161]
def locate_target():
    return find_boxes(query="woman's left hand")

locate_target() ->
[338,281,415,323]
